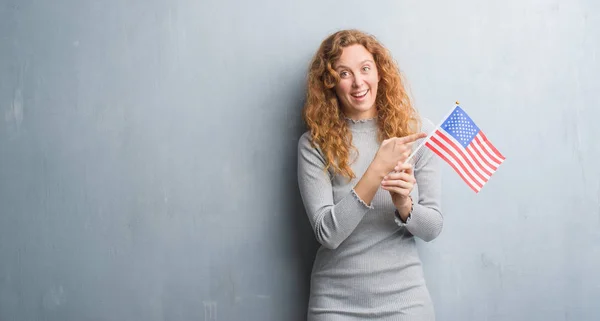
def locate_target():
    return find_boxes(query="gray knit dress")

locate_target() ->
[297,117,443,321]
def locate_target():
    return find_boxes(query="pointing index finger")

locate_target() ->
[397,132,427,144]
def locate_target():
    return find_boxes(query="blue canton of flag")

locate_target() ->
[441,106,480,148]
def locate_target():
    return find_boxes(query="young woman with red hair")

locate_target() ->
[297,29,443,321]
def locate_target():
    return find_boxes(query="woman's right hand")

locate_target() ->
[372,132,427,174]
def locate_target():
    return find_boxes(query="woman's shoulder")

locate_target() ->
[297,131,328,166]
[298,131,313,149]
[298,131,322,155]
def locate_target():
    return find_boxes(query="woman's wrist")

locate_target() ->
[395,196,413,222]
[367,159,389,180]
[353,160,389,206]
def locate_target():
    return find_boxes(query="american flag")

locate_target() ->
[424,105,505,193]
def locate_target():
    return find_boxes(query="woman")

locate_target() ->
[297,29,443,321]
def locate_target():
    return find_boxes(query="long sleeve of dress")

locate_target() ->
[297,133,373,250]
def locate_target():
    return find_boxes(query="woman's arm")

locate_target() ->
[297,131,427,249]
[297,133,385,250]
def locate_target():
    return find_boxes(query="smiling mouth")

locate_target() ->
[351,89,369,98]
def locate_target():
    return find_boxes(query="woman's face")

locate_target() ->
[333,44,380,120]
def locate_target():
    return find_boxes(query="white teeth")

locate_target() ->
[352,90,368,97]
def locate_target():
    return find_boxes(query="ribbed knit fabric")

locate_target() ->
[297,117,443,321]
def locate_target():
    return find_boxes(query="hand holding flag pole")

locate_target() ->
[405,101,505,193]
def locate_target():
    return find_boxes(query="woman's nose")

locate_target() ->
[352,74,363,87]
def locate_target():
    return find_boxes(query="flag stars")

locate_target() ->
[442,108,481,148]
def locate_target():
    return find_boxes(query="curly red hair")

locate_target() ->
[302,29,420,179]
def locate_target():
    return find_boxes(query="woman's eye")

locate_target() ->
[339,71,349,77]
[362,66,371,72]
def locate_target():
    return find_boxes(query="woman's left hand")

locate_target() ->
[381,161,415,219]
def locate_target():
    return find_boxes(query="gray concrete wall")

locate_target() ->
[1,0,598,320]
